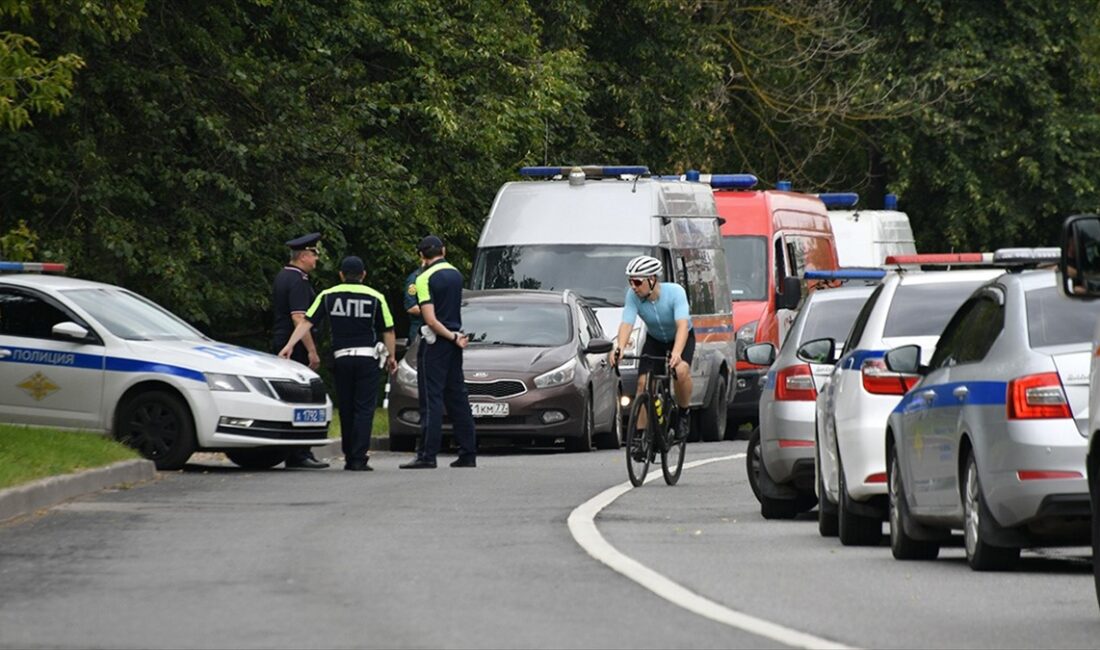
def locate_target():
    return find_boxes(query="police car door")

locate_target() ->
[0,286,105,429]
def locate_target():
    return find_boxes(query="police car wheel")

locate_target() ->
[888,445,939,560]
[745,427,763,502]
[225,447,290,470]
[816,431,838,537]
[963,453,1020,571]
[116,390,196,471]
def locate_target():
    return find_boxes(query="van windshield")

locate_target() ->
[471,245,653,307]
[721,235,768,301]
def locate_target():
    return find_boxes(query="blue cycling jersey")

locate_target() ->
[622,282,692,343]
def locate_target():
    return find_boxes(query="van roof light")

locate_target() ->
[804,268,886,281]
[776,180,792,191]
[817,192,859,209]
[884,193,898,210]
[518,165,650,179]
[991,247,1060,265]
[0,261,67,273]
[707,174,758,189]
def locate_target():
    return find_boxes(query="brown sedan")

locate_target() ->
[388,290,622,452]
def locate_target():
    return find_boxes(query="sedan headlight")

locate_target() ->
[206,373,249,392]
[397,359,418,387]
[534,359,577,388]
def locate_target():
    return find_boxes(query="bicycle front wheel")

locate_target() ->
[625,393,652,487]
[661,405,687,485]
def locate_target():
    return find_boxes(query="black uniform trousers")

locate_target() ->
[417,338,476,463]
[274,338,315,463]
[334,355,381,464]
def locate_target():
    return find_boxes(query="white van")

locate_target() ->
[470,165,737,441]
[819,193,917,267]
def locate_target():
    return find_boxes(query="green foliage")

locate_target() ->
[0,218,36,260]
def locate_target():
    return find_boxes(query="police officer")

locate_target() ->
[403,259,426,345]
[272,232,328,469]
[280,256,398,471]
[399,235,477,469]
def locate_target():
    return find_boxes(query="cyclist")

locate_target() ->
[611,255,694,438]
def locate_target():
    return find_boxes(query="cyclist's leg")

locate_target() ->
[671,330,696,409]
[633,371,649,431]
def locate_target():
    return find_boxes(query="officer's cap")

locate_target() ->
[286,232,322,251]
[417,235,444,253]
[340,256,365,275]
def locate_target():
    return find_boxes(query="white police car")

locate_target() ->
[0,264,332,469]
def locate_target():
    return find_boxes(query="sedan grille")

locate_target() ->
[465,379,526,399]
[269,378,327,404]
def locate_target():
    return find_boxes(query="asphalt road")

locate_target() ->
[0,441,1096,649]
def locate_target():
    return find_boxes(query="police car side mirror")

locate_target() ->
[742,342,776,366]
[1059,214,1100,299]
[586,338,614,354]
[776,276,801,311]
[884,344,925,376]
[796,338,835,365]
[52,321,92,343]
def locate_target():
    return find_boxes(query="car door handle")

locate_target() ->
[920,390,936,403]
[0,349,10,359]
[952,386,969,400]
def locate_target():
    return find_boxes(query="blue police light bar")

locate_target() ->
[0,261,67,273]
[804,268,886,281]
[817,192,859,209]
[776,180,792,191]
[884,193,898,210]
[518,165,650,178]
[708,174,758,189]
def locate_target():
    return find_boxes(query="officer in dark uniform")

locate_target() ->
[403,260,426,345]
[280,256,397,471]
[399,235,477,469]
[272,232,329,469]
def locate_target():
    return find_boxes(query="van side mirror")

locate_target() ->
[884,344,925,376]
[585,338,614,354]
[52,321,92,343]
[741,342,776,366]
[1059,214,1100,298]
[776,276,801,311]
[796,338,836,365]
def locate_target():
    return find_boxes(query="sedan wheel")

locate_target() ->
[888,447,939,560]
[963,453,1020,571]
[116,390,196,470]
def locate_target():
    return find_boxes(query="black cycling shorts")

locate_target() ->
[638,329,695,376]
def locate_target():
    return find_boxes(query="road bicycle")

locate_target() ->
[621,353,687,487]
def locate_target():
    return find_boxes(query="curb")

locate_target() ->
[0,459,157,524]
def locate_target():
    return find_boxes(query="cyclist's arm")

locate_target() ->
[611,322,633,365]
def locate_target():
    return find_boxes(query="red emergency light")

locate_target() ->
[0,261,67,273]
[884,253,992,265]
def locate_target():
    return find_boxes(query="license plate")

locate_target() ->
[293,408,327,425]
[470,402,509,418]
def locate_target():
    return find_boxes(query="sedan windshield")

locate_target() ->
[471,245,652,307]
[462,303,571,347]
[63,288,207,341]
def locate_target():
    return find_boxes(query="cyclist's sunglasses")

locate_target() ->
[628,277,649,287]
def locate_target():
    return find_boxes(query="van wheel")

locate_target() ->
[116,390,196,470]
[225,447,290,470]
[697,375,727,442]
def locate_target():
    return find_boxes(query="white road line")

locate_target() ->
[567,453,856,650]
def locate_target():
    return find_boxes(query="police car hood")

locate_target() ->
[119,339,320,381]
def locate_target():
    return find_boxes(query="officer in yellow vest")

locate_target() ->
[399,235,477,469]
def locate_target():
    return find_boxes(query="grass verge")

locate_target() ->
[0,424,138,491]
[328,409,391,439]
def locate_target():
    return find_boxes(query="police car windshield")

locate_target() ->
[462,303,571,347]
[799,297,867,344]
[721,236,767,301]
[883,281,987,338]
[1026,286,1100,348]
[63,288,206,341]
[471,245,653,307]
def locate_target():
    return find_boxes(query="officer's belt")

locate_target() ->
[333,347,380,359]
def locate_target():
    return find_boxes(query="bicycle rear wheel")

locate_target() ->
[626,393,652,487]
[661,404,686,485]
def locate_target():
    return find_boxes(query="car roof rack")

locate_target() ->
[0,261,67,273]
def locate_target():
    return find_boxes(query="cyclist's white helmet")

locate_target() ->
[625,255,663,277]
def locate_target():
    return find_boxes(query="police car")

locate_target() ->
[0,264,332,470]
[812,254,1005,544]
[885,261,1094,569]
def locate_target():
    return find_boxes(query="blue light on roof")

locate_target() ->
[818,192,860,209]
[884,193,898,210]
[804,268,886,281]
[685,169,701,182]
[776,180,792,191]
[709,174,758,189]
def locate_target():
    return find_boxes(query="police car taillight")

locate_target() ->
[0,261,67,273]
[1006,372,1071,420]
[817,192,859,209]
[775,364,817,401]
[860,358,918,395]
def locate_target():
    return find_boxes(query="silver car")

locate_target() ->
[745,277,879,519]
[885,269,1097,569]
